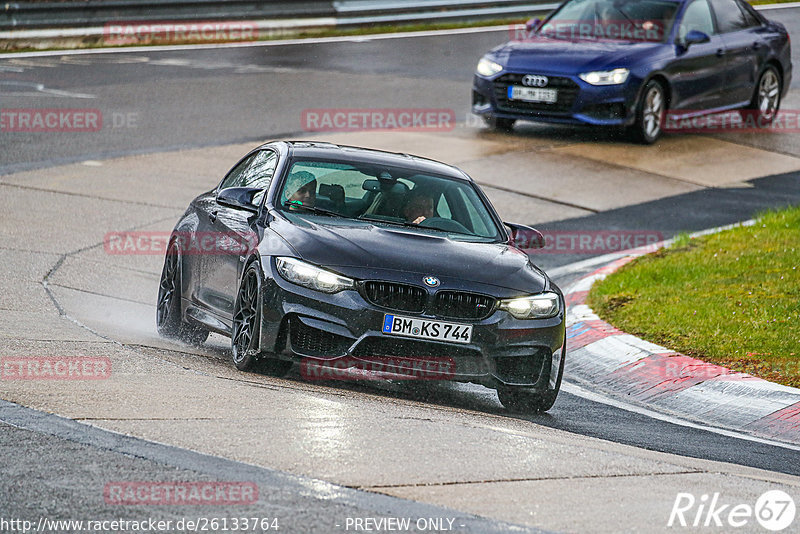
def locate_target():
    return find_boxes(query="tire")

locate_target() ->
[231,264,292,376]
[630,79,666,144]
[747,65,782,125]
[484,115,516,131]
[156,242,209,345]
[497,340,566,413]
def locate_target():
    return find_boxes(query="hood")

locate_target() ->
[268,215,547,295]
[493,37,664,73]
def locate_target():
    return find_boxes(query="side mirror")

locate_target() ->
[684,30,710,47]
[525,18,542,32]
[505,222,545,250]
[216,187,261,212]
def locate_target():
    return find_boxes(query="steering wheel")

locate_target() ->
[418,217,471,234]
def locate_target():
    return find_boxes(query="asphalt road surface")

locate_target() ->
[2,8,800,533]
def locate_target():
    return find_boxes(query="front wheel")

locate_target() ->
[498,341,565,413]
[747,66,782,125]
[231,264,292,376]
[630,79,666,144]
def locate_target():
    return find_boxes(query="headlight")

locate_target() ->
[476,57,503,77]
[275,257,354,294]
[499,292,560,319]
[579,68,630,85]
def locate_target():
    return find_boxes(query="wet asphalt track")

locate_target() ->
[2,10,800,532]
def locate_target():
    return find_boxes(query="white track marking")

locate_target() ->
[562,381,800,452]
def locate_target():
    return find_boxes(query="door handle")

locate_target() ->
[209,211,218,223]
[716,48,725,57]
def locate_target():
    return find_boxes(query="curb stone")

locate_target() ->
[564,243,800,447]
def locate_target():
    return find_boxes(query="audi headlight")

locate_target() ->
[477,57,503,77]
[579,68,630,86]
[500,292,560,319]
[276,257,354,294]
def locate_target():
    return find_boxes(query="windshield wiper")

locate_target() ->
[358,215,479,238]
[283,201,345,218]
[358,214,419,228]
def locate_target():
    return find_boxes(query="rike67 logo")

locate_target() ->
[669,491,796,531]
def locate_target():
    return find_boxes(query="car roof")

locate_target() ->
[267,140,472,182]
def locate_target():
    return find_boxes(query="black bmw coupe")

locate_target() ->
[157,141,566,412]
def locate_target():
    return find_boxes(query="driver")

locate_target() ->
[403,191,434,225]
[284,171,317,209]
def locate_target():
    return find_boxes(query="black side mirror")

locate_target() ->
[683,30,710,47]
[216,187,261,212]
[505,222,545,250]
[525,18,542,32]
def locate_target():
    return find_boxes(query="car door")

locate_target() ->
[199,149,278,322]
[709,0,766,106]
[666,0,727,112]
[190,152,256,313]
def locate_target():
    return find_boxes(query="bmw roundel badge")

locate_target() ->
[424,276,440,287]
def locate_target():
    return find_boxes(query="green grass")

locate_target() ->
[588,206,800,388]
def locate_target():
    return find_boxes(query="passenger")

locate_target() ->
[284,171,317,209]
[403,192,434,225]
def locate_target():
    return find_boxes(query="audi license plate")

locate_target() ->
[508,86,558,104]
[382,314,472,344]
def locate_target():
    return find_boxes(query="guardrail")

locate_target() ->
[1,0,556,30]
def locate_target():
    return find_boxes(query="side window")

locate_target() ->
[679,0,715,40]
[736,0,763,28]
[219,154,256,190]
[709,0,754,32]
[244,151,278,205]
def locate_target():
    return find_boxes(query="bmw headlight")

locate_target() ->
[499,292,560,319]
[579,68,630,86]
[477,57,503,77]
[276,257,354,294]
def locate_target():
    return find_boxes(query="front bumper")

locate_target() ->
[258,260,566,391]
[472,71,640,127]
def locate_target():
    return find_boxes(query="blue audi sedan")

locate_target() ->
[472,0,792,143]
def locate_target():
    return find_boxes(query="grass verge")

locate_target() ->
[588,206,800,388]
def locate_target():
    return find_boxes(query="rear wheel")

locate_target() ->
[156,242,209,345]
[231,264,292,376]
[484,115,516,131]
[630,79,666,144]
[747,66,782,125]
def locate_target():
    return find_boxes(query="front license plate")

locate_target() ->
[382,314,472,344]
[508,85,558,103]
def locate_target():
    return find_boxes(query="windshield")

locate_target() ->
[539,0,679,43]
[278,159,503,241]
